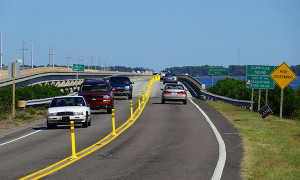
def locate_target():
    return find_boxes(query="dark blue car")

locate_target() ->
[109,76,134,99]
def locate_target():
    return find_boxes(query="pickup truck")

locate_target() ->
[109,76,134,100]
[77,80,115,114]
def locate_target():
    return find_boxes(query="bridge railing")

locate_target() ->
[178,75,252,109]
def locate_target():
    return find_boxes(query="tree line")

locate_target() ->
[166,65,300,77]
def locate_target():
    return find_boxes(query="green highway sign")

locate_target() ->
[209,67,229,76]
[72,64,85,72]
[246,75,275,89]
[247,65,275,75]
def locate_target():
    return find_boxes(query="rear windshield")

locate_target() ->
[80,83,108,92]
[165,85,184,90]
[50,97,86,107]
[110,77,130,84]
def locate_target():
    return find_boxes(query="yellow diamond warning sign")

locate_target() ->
[270,62,297,90]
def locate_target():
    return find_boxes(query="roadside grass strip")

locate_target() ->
[206,100,300,180]
[20,76,159,180]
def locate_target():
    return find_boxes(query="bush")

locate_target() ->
[207,78,300,119]
[0,84,68,106]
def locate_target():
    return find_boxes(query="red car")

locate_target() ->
[77,80,115,114]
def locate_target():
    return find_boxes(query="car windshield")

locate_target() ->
[165,85,184,90]
[166,73,177,77]
[80,83,108,92]
[110,78,129,84]
[50,97,86,107]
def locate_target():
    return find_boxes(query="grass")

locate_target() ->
[0,106,47,132]
[206,100,300,180]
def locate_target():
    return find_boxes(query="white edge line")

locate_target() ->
[189,98,226,180]
[0,130,42,147]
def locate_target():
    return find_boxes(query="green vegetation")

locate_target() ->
[207,78,300,120]
[206,101,300,179]
[165,65,300,77]
[0,84,68,105]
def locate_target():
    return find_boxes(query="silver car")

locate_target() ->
[163,73,178,84]
[47,96,91,128]
[161,84,188,104]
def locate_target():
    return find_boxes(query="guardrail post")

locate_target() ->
[130,101,133,120]
[70,121,77,159]
[112,109,116,135]
[138,94,141,109]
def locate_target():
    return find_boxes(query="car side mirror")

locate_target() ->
[131,81,134,84]
[160,89,163,91]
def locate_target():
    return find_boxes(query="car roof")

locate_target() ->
[82,80,108,83]
[53,95,84,99]
[165,83,183,86]
[110,76,130,78]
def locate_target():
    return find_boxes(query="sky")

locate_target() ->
[0,0,299,72]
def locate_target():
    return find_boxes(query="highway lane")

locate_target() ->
[0,79,150,179]
[42,81,242,180]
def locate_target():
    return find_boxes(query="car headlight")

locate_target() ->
[74,112,84,115]
[48,112,57,116]
[125,86,130,90]
[103,95,110,98]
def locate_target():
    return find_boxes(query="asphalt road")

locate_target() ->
[0,79,242,180]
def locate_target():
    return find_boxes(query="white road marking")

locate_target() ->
[0,130,42,147]
[189,98,226,180]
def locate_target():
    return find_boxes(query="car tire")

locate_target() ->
[183,100,187,105]
[162,99,165,104]
[128,94,132,100]
[47,121,57,129]
[107,107,112,114]
[88,115,91,126]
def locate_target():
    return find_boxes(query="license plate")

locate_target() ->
[62,116,70,121]
[172,92,177,94]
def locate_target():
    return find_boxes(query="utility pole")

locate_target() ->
[67,49,71,68]
[48,48,53,67]
[0,30,2,70]
[19,40,27,70]
[52,48,54,67]
[79,55,83,64]
[89,56,93,69]
[31,39,34,68]
[238,47,240,65]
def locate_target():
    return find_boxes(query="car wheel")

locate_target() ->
[88,115,91,126]
[107,107,112,114]
[128,94,132,100]
[162,99,165,104]
[183,100,187,105]
[47,121,57,129]
[163,82,165,84]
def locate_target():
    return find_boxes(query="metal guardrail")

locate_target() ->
[17,92,78,108]
[179,75,252,108]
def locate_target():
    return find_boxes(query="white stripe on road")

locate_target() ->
[0,130,42,147]
[189,98,226,180]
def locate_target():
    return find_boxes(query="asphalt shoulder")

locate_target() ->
[190,98,243,180]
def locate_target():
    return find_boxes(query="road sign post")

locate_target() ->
[246,65,275,111]
[72,64,85,89]
[8,62,21,118]
[209,67,229,87]
[270,62,297,119]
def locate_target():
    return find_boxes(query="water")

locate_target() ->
[196,77,300,89]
